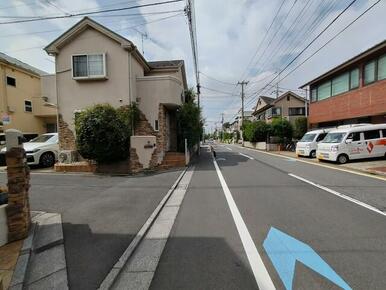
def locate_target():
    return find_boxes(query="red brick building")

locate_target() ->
[300,40,386,128]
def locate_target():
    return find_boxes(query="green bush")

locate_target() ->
[270,117,293,142]
[75,104,132,163]
[293,117,308,139]
[243,120,270,142]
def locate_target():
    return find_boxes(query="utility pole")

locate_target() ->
[220,113,224,142]
[237,81,248,146]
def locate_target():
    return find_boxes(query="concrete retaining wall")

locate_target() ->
[243,141,279,151]
[0,204,8,246]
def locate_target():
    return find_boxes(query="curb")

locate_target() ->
[98,167,189,290]
[9,211,69,290]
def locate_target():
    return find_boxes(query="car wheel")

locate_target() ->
[39,152,55,167]
[337,154,348,164]
[310,150,316,158]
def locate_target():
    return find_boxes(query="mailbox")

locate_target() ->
[5,129,24,151]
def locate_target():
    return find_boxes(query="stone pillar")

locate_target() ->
[5,147,31,242]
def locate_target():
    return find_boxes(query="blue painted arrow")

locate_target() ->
[263,227,351,290]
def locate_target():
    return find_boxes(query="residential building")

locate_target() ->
[0,53,57,134]
[252,91,307,124]
[44,17,187,168]
[300,40,386,128]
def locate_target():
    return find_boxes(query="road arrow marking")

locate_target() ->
[216,157,226,161]
[263,227,351,290]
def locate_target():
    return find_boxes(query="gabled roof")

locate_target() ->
[274,91,305,103]
[0,52,47,76]
[260,96,275,105]
[300,39,386,88]
[44,17,150,71]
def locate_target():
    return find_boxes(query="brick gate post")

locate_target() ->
[5,129,31,242]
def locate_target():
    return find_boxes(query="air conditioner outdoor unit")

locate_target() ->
[58,150,78,164]
[7,106,15,113]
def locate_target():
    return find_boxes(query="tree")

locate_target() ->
[75,104,129,163]
[176,88,203,151]
[293,117,308,139]
[243,120,270,142]
[270,117,293,142]
[223,122,231,129]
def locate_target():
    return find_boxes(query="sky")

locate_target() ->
[0,0,385,133]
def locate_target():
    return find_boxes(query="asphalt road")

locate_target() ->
[151,145,386,290]
[0,170,182,290]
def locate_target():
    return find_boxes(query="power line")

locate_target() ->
[201,86,236,96]
[239,0,287,82]
[2,13,183,53]
[245,0,359,108]
[199,71,236,86]
[0,0,184,25]
[281,0,382,84]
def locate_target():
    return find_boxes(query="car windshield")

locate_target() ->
[30,135,55,143]
[300,133,316,142]
[322,132,346,143]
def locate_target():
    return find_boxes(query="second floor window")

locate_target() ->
[6,76,16,87]
[72,54,106,78]
[288,107,305,116]
[24,100,32,112]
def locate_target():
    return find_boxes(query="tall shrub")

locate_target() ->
[177,89,203,151]
[75,104,130,163]
[270,117,293,142]
[293,117,308,139]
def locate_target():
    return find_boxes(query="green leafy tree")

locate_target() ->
[293,117,308,139]
[177,89,203,151]
[270,117,293,142]
[75,104,137,163]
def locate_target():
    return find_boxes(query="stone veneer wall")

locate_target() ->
[58,114,76,151]
[131,104,167,171]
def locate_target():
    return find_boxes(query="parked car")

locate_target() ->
[316,124,386,164]
[0,133,59,167]
[296,129,332,158]
[0,132,38,149]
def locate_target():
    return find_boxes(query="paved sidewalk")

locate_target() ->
[0,240,22,289]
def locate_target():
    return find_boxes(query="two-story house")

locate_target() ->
[253,91,307,124]
[300,40,386,128]
[0,53,57,134]
[44,17,187,168]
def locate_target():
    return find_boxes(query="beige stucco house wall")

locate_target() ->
[44,17,188,168]
[0,53,57,134]
[253,92,307,124]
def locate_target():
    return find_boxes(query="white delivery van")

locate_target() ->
[316,124,386,164]
[296,129,332,158]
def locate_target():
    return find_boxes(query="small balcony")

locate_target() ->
[33,96,57,117]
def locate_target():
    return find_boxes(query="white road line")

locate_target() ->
[213,159,276,289]
[289,173,386,217]
[233,144,386,181]
[225,147,232,151]
[239,152,254,160]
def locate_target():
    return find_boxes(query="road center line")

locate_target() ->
[289,173,386,217]
[239,152,254,160]
[213,159,276,289]
[225,146,232,151]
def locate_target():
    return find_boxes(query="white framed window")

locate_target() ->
[72,53,106,79]
[154,120,159,131]
[24,100,32,112]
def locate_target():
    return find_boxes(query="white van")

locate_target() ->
[296,129,332,158]
[316,124,386,164]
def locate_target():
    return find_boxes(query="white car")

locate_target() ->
[1,133,59,167]
[296,129,331,158]
[316,124,386,164]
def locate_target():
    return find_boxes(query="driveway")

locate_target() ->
[0,170,183,290]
